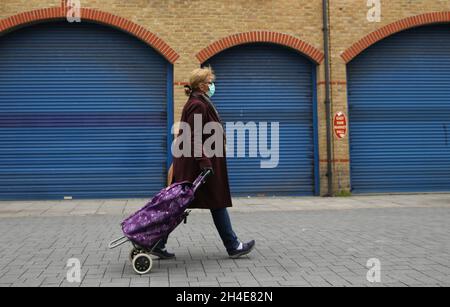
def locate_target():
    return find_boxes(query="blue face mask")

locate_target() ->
[207,82,215,97]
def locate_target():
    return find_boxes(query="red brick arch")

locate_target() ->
[196,31,324,64]
[342,12,450,63]
[0,6,180,63]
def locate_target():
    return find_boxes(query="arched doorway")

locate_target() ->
[347,24,450,193]
[203,43,319,196]
[0,21,172,200]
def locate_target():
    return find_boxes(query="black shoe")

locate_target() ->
[228,240,256,259]
[150,248,175,260]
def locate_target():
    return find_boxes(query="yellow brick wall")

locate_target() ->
[1,0,448,196]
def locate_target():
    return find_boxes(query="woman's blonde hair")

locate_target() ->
[185,66,215,96]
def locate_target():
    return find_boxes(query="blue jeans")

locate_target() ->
[156,208,239,252]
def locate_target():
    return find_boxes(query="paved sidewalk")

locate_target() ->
[0,193,449,217]
[0,194,449,287]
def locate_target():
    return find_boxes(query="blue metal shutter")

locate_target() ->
[0,22,169,200]
[348,25,450,193]
[205,43,317,196]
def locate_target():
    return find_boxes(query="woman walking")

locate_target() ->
[151,67,255,260]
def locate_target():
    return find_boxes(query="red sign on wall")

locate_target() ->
[334,112,347,139]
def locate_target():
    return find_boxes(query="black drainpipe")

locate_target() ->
[322,0,333,196]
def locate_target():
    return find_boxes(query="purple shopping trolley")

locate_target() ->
[108,170,211,274]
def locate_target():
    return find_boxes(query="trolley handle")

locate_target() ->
[193,169,212,192]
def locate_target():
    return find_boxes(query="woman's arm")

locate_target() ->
[185,101,213,171]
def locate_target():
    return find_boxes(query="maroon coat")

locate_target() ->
[171,91,233,209]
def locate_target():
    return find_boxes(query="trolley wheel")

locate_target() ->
[129,248,140,262]
[132,253,153,275]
